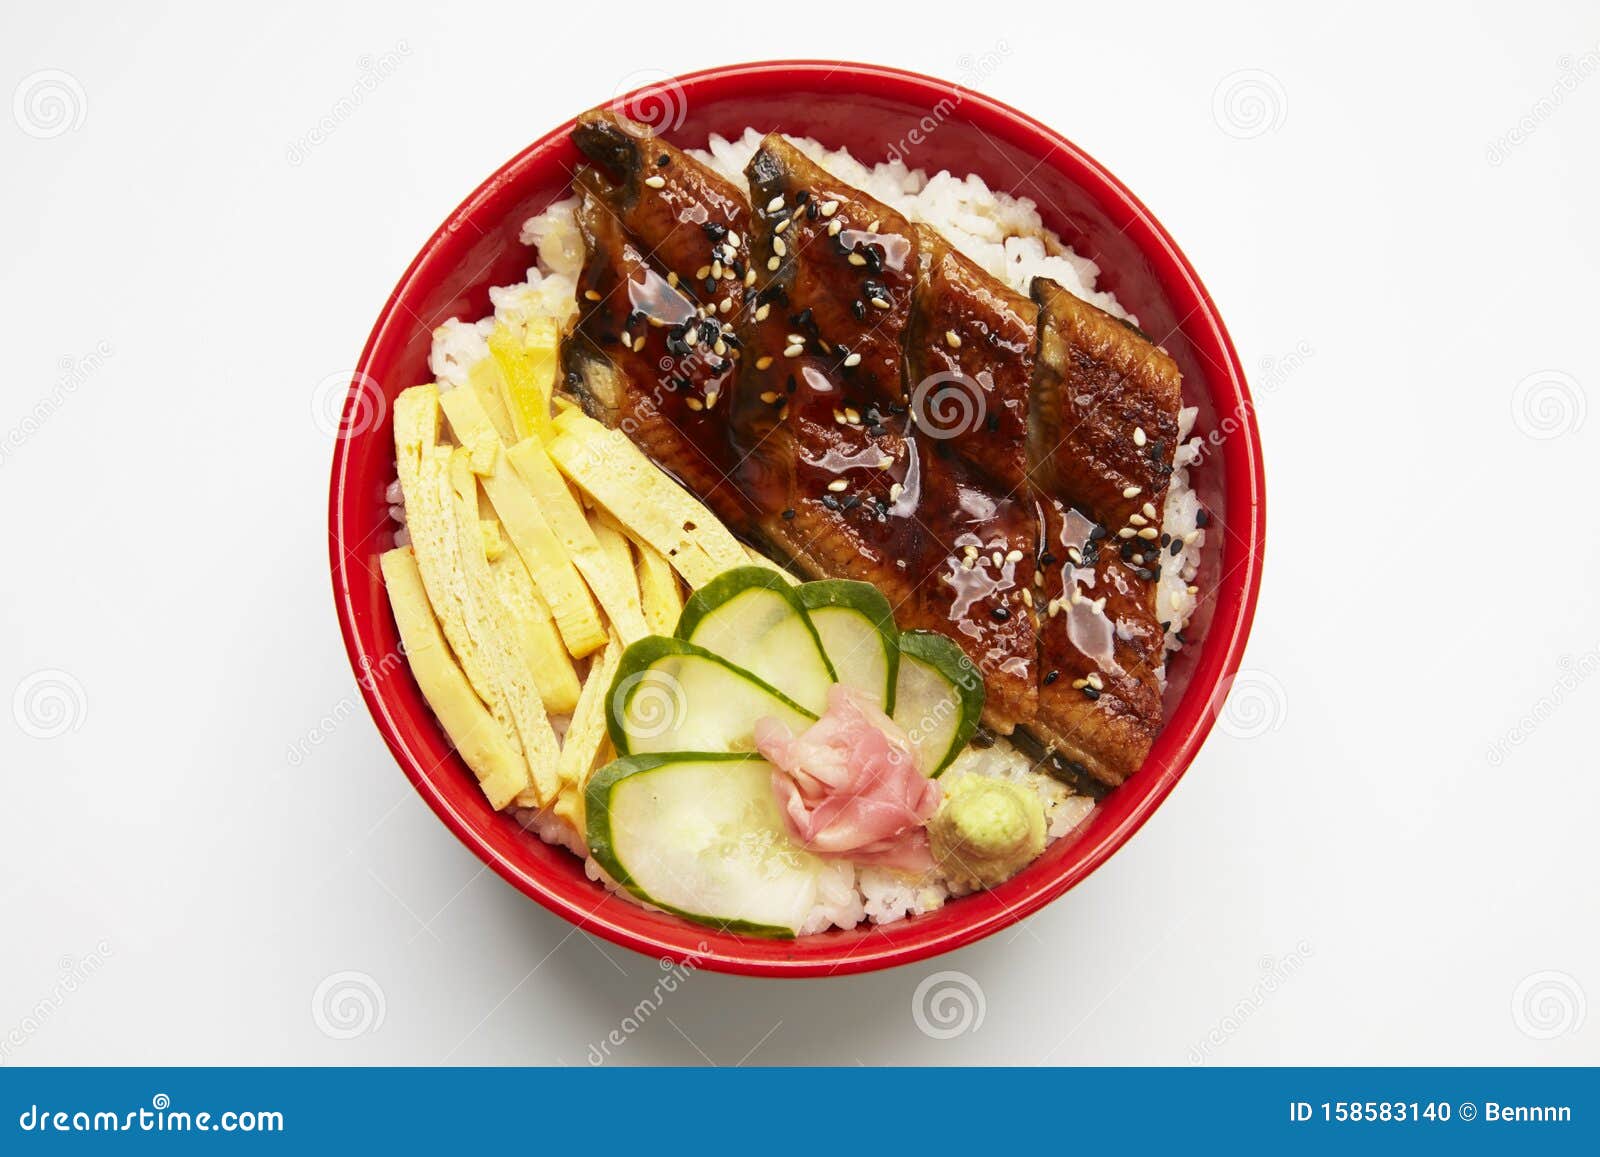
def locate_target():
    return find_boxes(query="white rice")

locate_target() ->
[690,129,1131,321]
[429,132,1214,934]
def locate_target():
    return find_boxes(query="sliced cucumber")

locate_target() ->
[891,630,985,777]
[586,753,827,937]
[675,567,835,714]
[796,580,900,713]
[608,636,814,756]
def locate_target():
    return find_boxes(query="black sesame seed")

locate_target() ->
[1134,567,1157,582]
[866,423,887,437]
[1160,533,1171,547]
[781,508,796,520]
[702,221,727,241]
[851,299,867,321]
[985,413,999,432]
[806,201,820,220]
[841,495,862,511]
[1195,509,1211,528]
[1081,685,1101,701]
[1081,542,1100,565]
[656,154,671,167]
[703,278,716,295]
[1170,540,1183,557]
[794,189,811,203]
[1043,669,1060,685]
[1040,552,1057,566]
[1119,542,1135,561]
[1159,620,1171,632]
[990,605,1011,622]
[1175,629,1189,644]
[1088,524,1108,541]
[861,245,883,273]
[820,494,841,511]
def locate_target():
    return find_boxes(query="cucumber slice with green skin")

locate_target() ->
[796,580,900,713]
[608,636,815,757]
[586,753,828,937]
[891,630,985,777]
[675,566,836,715]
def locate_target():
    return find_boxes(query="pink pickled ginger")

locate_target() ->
[754,684,941,872]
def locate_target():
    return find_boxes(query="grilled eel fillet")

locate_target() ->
[1028,278,1183,784]
[561,112,1184,784]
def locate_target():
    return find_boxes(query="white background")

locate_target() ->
[2,0,1596,1066]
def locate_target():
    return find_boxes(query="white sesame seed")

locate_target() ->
[786,333,805,345]
[1021,588,1033,608]
[844,407,861,424]
[1071,678,1088,690]
[827,220,842,236]
[1129,513,1148,527]
[711,260,723,280]
[694,265,711,280]
[754,304,771,322]
[1142,502,1157,520]
[718,298,732,314]
[1117,527,1136,539]
[704,389,719,409]
[1138,527,1159,540]
[1133,426,1147,446]
[820,199,839,217]
[766,256,780,271]
[878,456,893,468]
[843,352,862,367]
[847,252,867,266]
[646,315,664,328]
[633,335,647,352]
[744,268,756,287]
[755,355,773,370]
[583,290,601,302]
[944,330,961,349]
[991,551,1003,568]
[765,195,784,213]
[1048,600,1062,617]
[964,544,979,557]
[1183,530,1199,544]
[868,218,881,233]
[666,271,679,287]
[783,343,804,358]
[1087,672,1104,691]
[1033,571,1044,588]
[1122,485,1142,499]
[1067,546,1083,565]
[1006,549,1023,563]
[644,175,666,189]
[889,483,904,502]
[759,391,779,404]
[726,231,741,247]
[774,218,790,234]
[827,479,848,493]
[713,339,727,356]
[772,238,787,258]
[778,403,789,420]
[869,297,890,310]
[685,396,703,411]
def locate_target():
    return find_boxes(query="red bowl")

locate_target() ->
[328,61,1265,977]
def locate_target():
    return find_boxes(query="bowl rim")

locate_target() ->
[328,59,1266,977]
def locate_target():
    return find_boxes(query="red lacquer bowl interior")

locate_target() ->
[329,61,1265,977]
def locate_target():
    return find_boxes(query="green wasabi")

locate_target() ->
[929,776,1047,891]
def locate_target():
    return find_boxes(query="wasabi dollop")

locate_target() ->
[929,776,1046,890]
